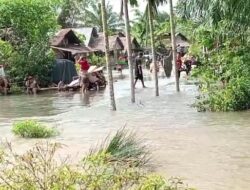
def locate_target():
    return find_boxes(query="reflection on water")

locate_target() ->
[0,70,250,190]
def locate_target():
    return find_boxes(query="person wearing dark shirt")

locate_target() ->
[134,52,146,88]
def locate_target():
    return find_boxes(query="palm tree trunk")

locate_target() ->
[148,1,159,96]
[169,0,180,92]
[101,0,116,110]
[123,0,135,103]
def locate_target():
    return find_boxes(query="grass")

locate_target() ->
[12,120,58,138]
[88,128,150,167]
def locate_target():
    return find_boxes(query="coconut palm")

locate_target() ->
[169,0,180,91]
[120,0,138,103]
[123,0,135,103]
[57,0,93,28]
[101,0,116,111]
[146,0,166,96]
[86,1,124,33]
[131,9,149,47]
[177,0,250,30]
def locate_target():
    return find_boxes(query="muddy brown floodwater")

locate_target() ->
[0,70,250,190]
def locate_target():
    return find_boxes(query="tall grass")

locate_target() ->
[88,128,150,167]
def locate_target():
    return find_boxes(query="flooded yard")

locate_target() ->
[0,71,250,190]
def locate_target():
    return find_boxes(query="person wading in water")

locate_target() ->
[134,52,146,88]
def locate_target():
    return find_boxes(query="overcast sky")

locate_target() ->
[108,0,178,19]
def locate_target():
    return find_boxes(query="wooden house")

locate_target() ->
[50,29,92,61]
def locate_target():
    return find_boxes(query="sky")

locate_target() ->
[108,0,179,20]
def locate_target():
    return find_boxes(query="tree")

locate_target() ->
[146,0,166,96]
[0,0,59,85]
[169,0,180,91]
[58,0,92,28]
[101,0,116,110]
[85,1,124,33]
[175,0,250,111]
[131,9,149,47]
[122,0,136,103]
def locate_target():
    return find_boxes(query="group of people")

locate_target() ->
[74,49,197,91]
[24,75,39,94]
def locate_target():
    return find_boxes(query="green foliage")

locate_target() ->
[12,120,58,138]
[9,84,23,94]
[176,0,250,112]
[0,40,15,66]
[89,54,106,67]
[0,142,80,190]
[193,45,250,111]
[0,0,59,86]
[58,0,95,28]
[137,174,168,189]
[131,9,170,49]
[85,2,124,32]
[0,130,195,190]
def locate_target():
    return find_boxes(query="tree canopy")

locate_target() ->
[0,0,59,85]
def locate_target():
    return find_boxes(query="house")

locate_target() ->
[89,33,124,52]
[73,27,124,52]
[113,32,141,51]
[73,28,140,52]
[50,28,92,61]
[162,32,190,48]
[73,27,99,47]
[175,33,190,47]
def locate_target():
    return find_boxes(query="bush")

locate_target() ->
[89,54,106,67]
[9,84,23,95]
[193,45,250,111]
[12,120,58,138]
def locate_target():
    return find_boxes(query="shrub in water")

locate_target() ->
[12,120,58,138]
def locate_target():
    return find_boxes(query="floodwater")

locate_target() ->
[0,70,250,190]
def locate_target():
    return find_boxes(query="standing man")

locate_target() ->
[134,52,146,88]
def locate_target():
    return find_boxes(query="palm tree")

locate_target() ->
[169,0,180,91]
[122,0,136,103]
[101,0,116,111]
[131,9,149,47]
[146,0,166,96]
[120,0,138,103]
[57,0,94,28]
[85,2,124,33]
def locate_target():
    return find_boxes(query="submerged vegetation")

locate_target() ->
[12,120,58,138]
[0,129,195,190]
